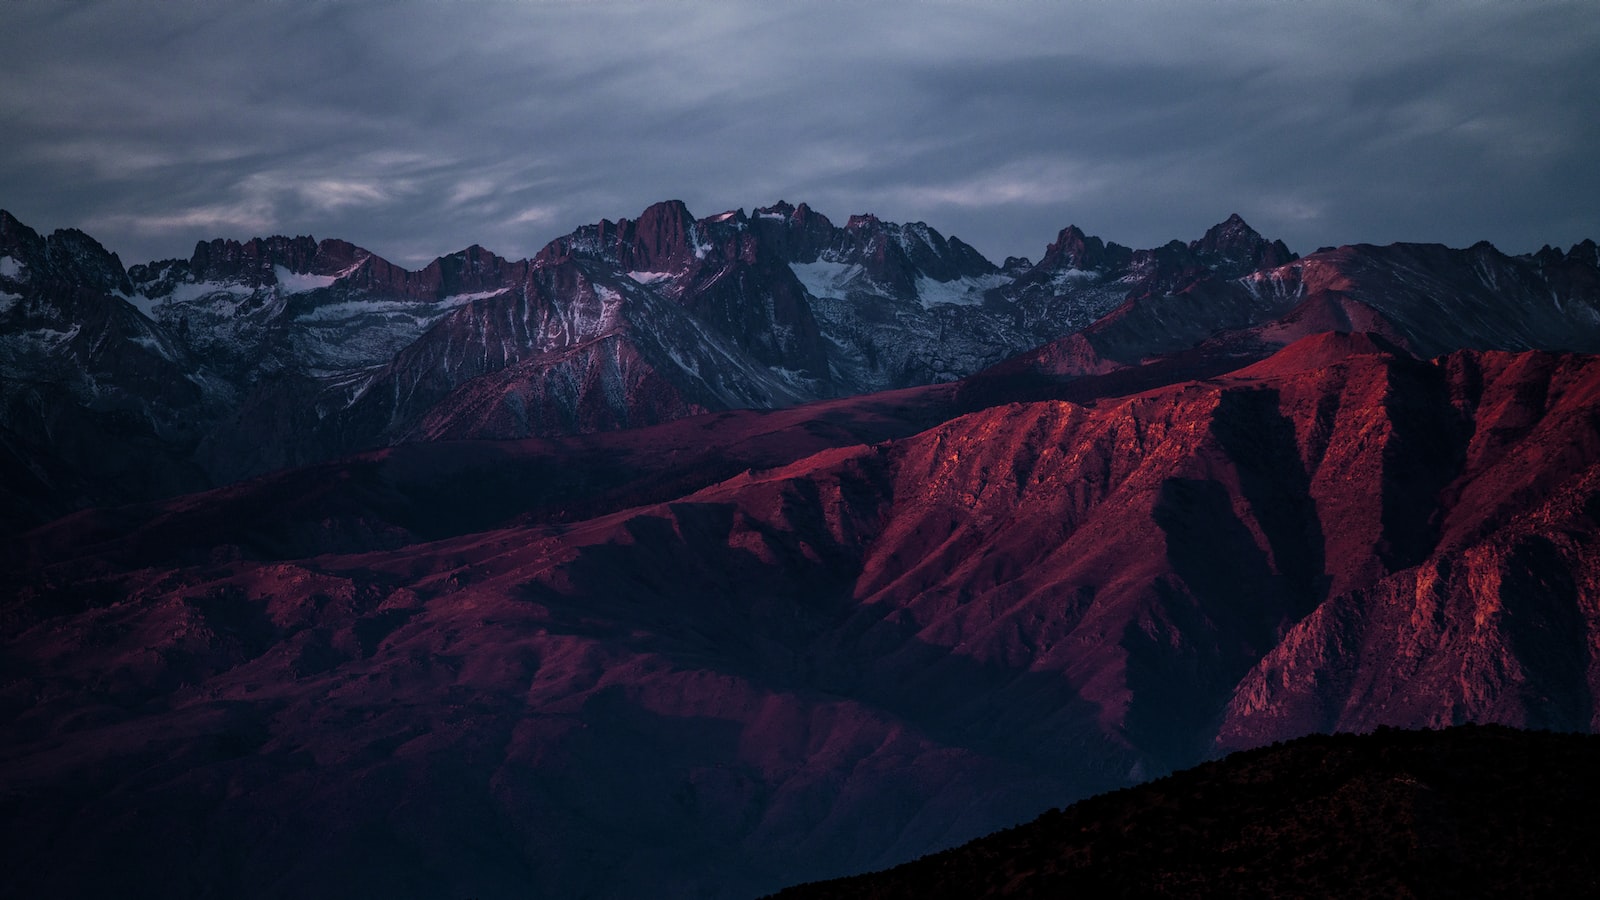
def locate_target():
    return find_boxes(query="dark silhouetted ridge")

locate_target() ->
[769,725,1600,899]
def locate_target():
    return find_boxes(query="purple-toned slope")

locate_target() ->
[7,336,1600,897]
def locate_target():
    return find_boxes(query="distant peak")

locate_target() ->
[0,208,44,257]
[755,200,796,219]
[1191,213,1296,272]
[1041,223,1112,271]
[187,233,325,284]
[1201,213,1262,242]
[637,198,695,223]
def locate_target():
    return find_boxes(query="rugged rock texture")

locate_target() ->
[1218,347,1600,746]
[964,234,1600,412]
[8,200,1600,896]
[1,213,218,524]
[770,725,1600,899]
[14,201,1600,526]
[7,202,1199,515]
[8,336,1600,898]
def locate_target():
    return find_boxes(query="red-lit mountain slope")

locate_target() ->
[15,201,1595,531]
[6,334,1600,898]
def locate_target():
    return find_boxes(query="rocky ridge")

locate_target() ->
[0,201,1373,525]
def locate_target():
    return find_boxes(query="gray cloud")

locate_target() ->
[2,0,1596,268]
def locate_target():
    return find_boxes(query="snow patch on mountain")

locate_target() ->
[791,261,865,299]
[895,222,935,255]
[1051,267,1098,285]
[915,273,1009,309]
[2,323,79,353]
[166,281,253,306]
[769,366,815,388]
[121,289,166,319]
[299,289,509,324]
[298,299,421,322]
[0,256,25,282]
[443,288,511,306]
[0,291,21,313]
[627,271,675,285]
[272,266,338,294]
[688,223,714,261]
[128,331,177,361]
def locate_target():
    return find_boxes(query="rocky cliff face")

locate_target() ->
[1,203,1356,519]
[7,200,1600,897]
[1,212,218,525]
[9,333,1600,898]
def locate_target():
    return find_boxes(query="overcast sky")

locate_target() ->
[3,0,1597,268]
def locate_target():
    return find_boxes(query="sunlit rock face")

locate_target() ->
[10,332,1600,897]
[5,204,1379,512]
[5,202,1600,898]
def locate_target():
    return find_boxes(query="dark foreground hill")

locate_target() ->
[771,725,1600,899]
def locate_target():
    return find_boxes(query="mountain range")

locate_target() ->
[3,201,1600,897]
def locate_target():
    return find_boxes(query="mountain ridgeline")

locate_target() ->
[7,200,1598,528]
[4,200,1600,898]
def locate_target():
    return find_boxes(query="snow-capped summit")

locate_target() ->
[5,201,1597,529]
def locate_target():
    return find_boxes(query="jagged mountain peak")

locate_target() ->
[755,199,796,218]
[1190,212,1297,274]
[0,208,41,254]
[179,232,388,288]
[535,198,710,272]
[2,210,134,293]
[637,197,698,232]
[752,199,811,222]
[752,200,831,226]
[1532,244,1566,266]
[1193,212,1260,248]
[427,242,509,268]
[0,212,48,287]
[1038,223,1123,273]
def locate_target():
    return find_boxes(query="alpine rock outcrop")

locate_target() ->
[5,198,1600,898]
[0,201,1353,522]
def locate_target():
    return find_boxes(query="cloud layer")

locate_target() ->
[3,0,1596,267]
